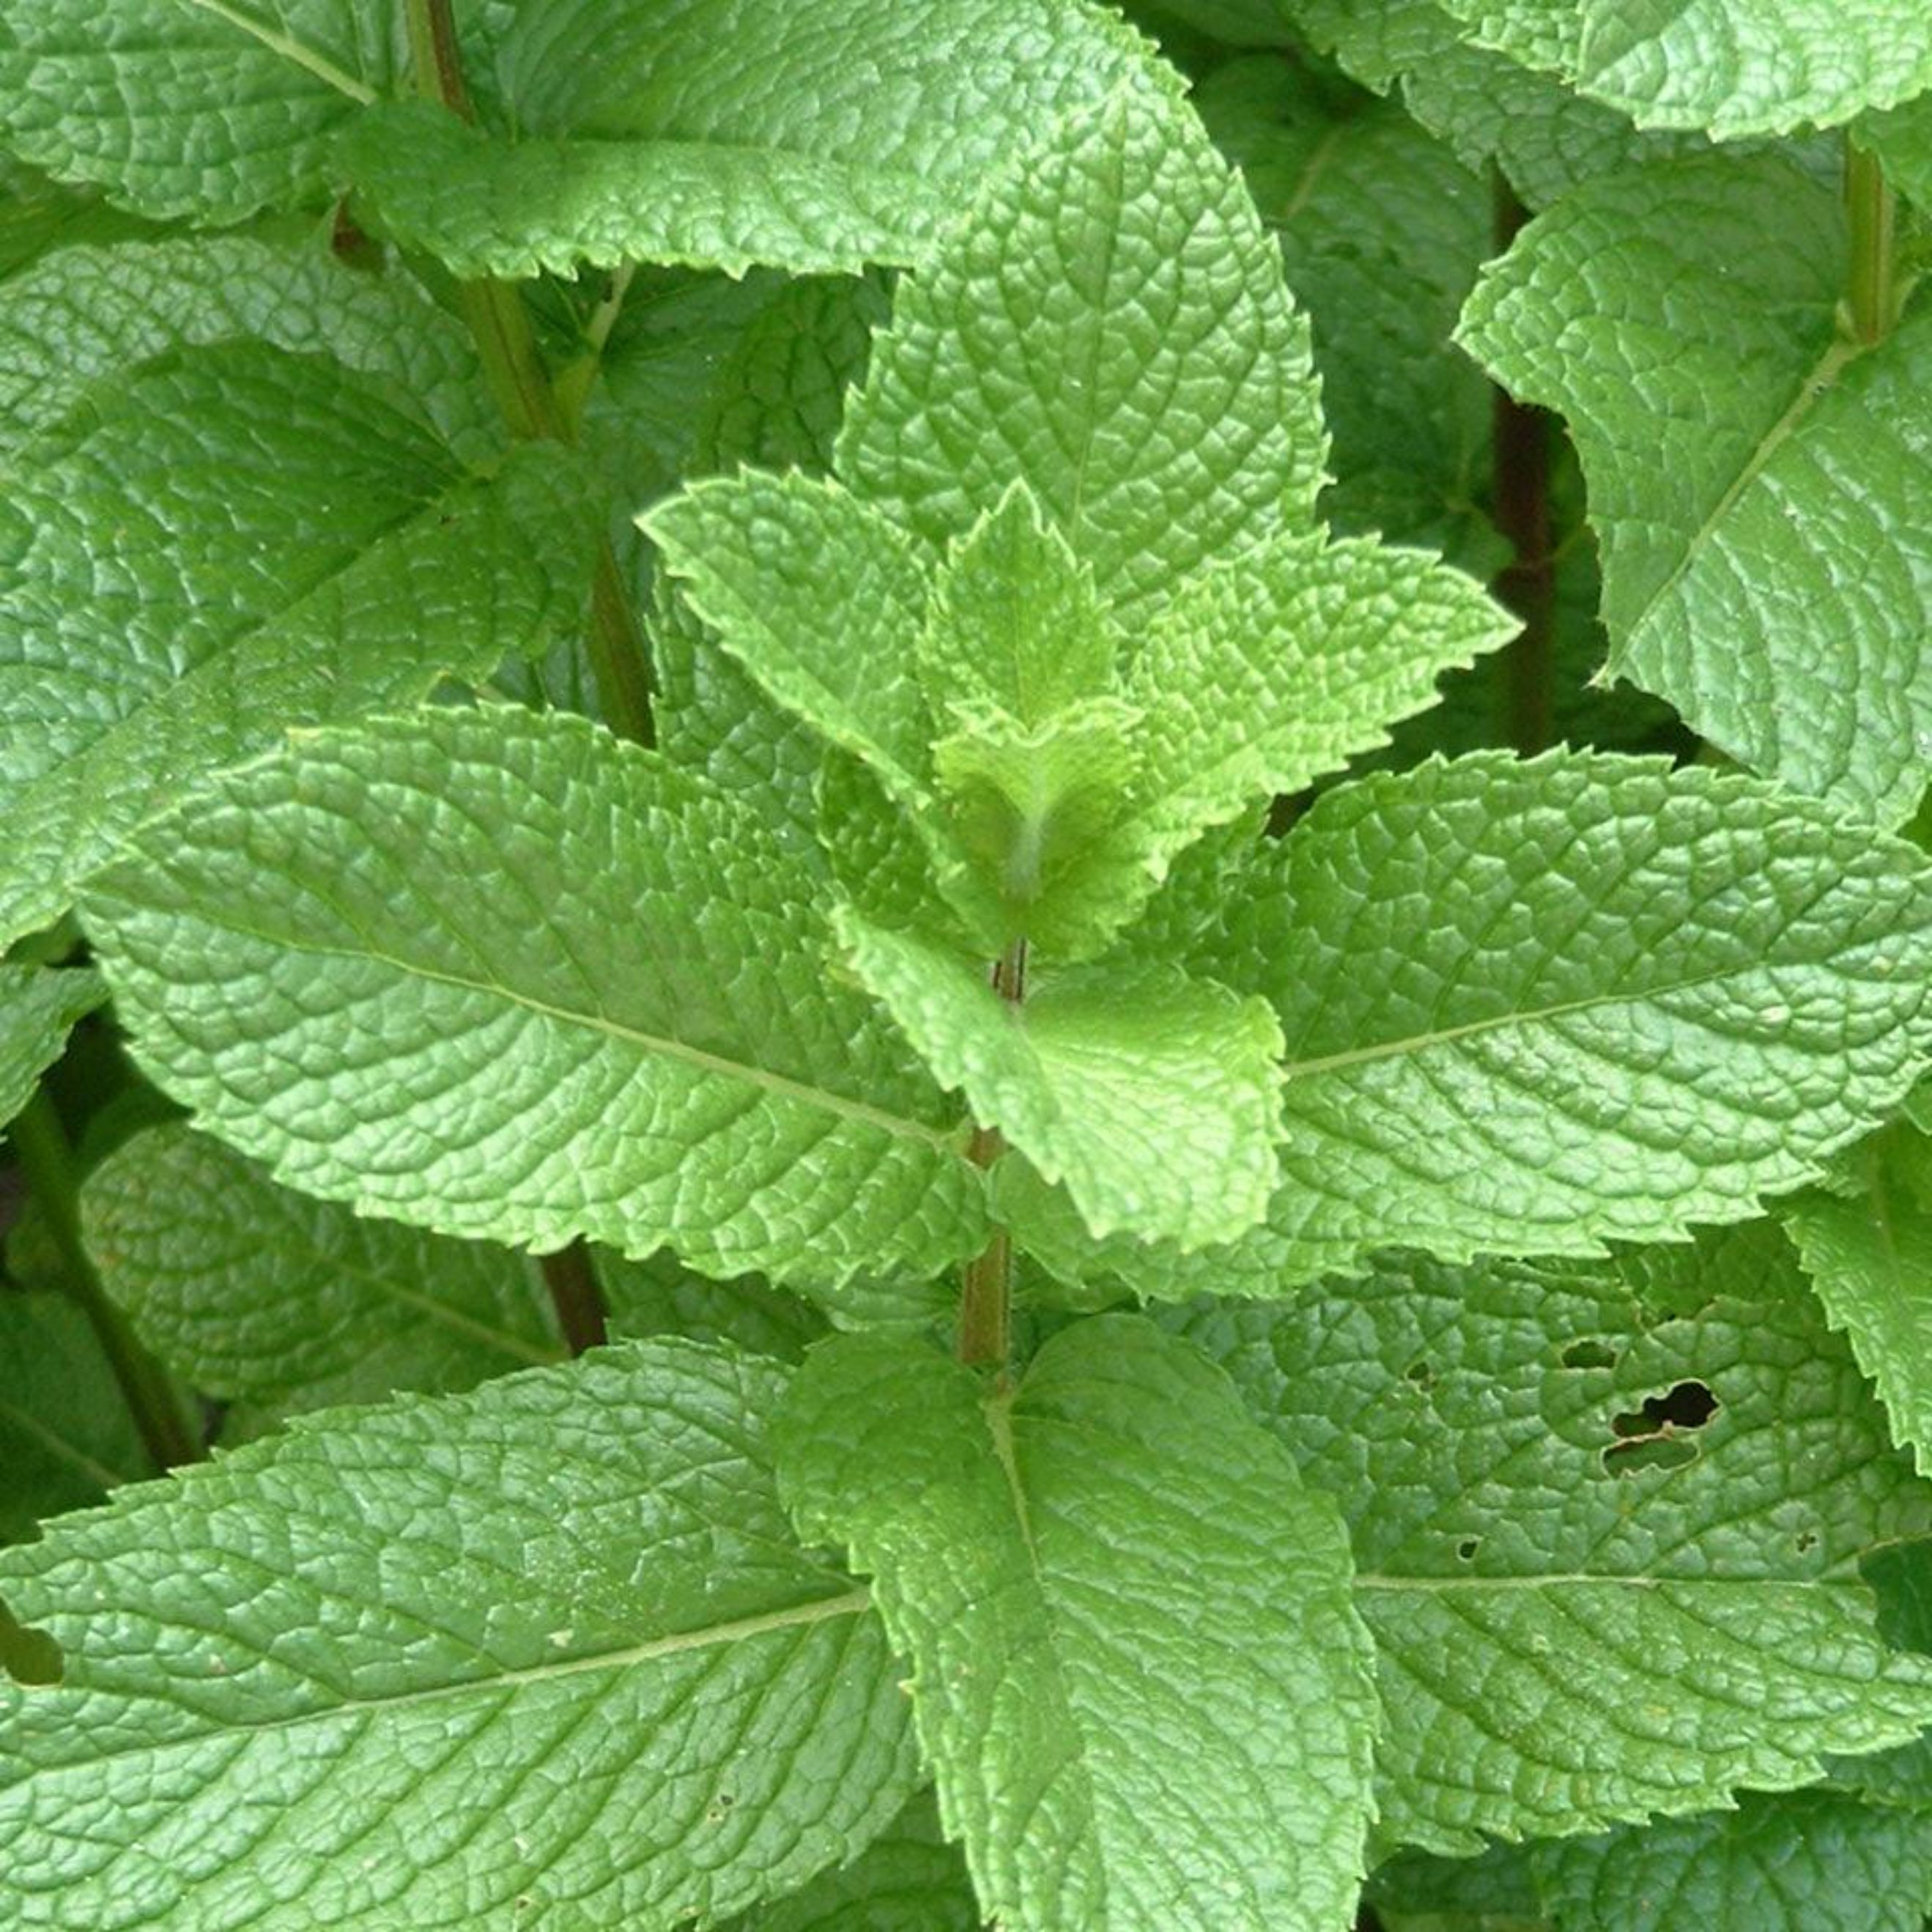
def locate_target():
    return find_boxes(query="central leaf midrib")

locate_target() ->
[1280,955,1745,1081]
[147,903,961,1152]
[982,1395,1112,1919]
[11,1585,871,1781]
[0,1394,137,1493]
[179,0,380,106]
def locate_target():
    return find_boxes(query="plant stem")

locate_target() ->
[400,0,656,747]
[1846,137,1900,346]
[8,1093,201,1470]
[958,942,1026,1374]
[539,1243,610,1355]
[1489,171,1555,757]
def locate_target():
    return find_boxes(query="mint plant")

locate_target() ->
[8,3,1932,1928]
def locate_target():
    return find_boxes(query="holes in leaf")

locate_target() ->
[1600,1380,1718,1477]
[1561,1339,1618,1370]
[1404,1360,1434,1391]
[1796,1530,1818,1555]
[0,1598,62,1687]
[1456,1537,1481,1562]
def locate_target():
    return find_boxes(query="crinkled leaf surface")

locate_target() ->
[0,340,594,951]
[0,1341,917,1930]
[0,1294,150,1541]
[81,1123,563,1410]
[0,0,391,221]
[1437,0,1932,136]
[1531,1788,1932,1932]
[644,471,933,798]
[838,91,1326,620]
[717,1793,979,1932]
[0,232,497,462]
[1174,750,1932,1284]
[1119,530,1516,868]
[82,706,985,1289]
[837,912,1283,1251]
[347,0,1169,278]
[0,964,102,1133]
[1459,153,1932,826]
[1179,1234,1932,1851]
[775,1317,1378,1932]
[1192,56,1500,563]
[1787,1128,1932,1478]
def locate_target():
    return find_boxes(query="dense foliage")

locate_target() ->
[4,2,1932,1927]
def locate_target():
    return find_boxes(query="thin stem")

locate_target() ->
[1489,171,1556,757]
[958,941,1026,1374]
[401,0,656,747]
[8,1093,201,1470]
[538,1243,609,1355]
[1846,137,1900,346]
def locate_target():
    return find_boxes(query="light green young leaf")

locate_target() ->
[0,231,499,462]
[0,1295,151,1540]
[1787,1129,1932,1478]
[0,341,596,952]
[82,706,986,1289]
[837,911,1283,1251]
[81,1123,564,1411]
[1531,1789,1932,1932]
[643,470,933,798]
[1120,530,1517,869]
[0,0,390,221]
[0,963,101,1133]
[1177,750,1932,1284]
[917,488,1121,726]
[1178,1240,1932,1851]
[1437,0,1932,137]
[0,1341,918,1929]
[931,697,1146,956]
[1459,153,1932,826]
[717,1792,980,1932]
[839,90,1327,620]
[775,1317,1379,1932]
[347,0,1170,278]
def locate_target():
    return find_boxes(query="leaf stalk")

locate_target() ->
[400,0,656,750]
[1846,137,1900,347]
[958,941,1026,1374]
[8,1092,201,1470]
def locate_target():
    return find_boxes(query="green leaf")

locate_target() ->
[0,1341,919,1929]
[1436,0,1932,137]
[718,1792,980,1932]
[0,341,596,951]
[1367,1843,1549,1932]
[1459,152,1932,826]
[1193,57,1503,564]
[0,0,390,222]
[82,705,987,1289]
[346,0,1172,278]
[917,486,1120,728]
[0,157,164,281]
[931,697,1147,955]
[0,1294,150,1540]
[595,1250,827,1365]
[1787,1130,1932,1478]
[643,470,934,797]
[1531,1789,1932,1931]
[81,1123,565,1410]
[836,911,1283,1251]
[1118,530,1517,868]
[0,963,102,1133]
[0,231,500,462]
[838,91,1327,620]
[1177,1239,1932,1851]
[775,1317,1379,1932]
[1175,750,1932,1284]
